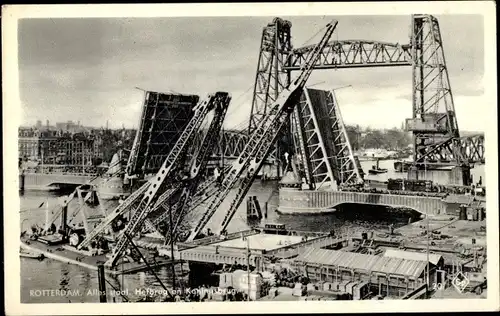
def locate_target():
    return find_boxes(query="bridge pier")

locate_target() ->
[408,165,472,186]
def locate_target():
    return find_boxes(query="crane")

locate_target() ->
[143,94,231,242]
[75,94,227,254]
[145,165,231,235]
[188,20,338,241]
[103,92,230,267]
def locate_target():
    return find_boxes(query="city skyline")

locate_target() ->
[19,15,485,131]
[19,117,485,134]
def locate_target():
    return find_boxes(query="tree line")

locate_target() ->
[345,125,412,151]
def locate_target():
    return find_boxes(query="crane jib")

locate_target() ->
[188,21,338,241]
[101,92,231,267]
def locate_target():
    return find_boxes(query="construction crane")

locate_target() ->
[146,165,231,234]
[143,94,231,242]
[188,20,338,241]
[75,93,227,258]
[102,92,230,267]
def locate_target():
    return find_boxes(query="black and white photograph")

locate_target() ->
[3,2,498,314]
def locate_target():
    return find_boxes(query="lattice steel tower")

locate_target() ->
[249,17,364,188]
[408,14,465,167]
[248,18,293,170]
[248,18,292,133]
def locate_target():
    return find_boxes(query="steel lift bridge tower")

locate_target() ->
[250,15,485,190]
[249,18,364,190]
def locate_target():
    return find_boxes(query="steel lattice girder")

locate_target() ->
[284,40,412,70]
[248,17,292,134]
[191,129,248,159]
[292,88,364,189]
[217,130,249,158]
[283,16,482,167]
[407,135,485,165]
[409,14,464,166]
[460,134,485,163]
[248,17,293,172]
[126,91,200,177]
[294,89,337,189]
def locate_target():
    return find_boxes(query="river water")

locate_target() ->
[19,159,485,303]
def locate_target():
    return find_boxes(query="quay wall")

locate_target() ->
[279,189,447,215]
[19,173,93,190]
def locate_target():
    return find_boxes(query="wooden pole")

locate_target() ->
[20,171,25,192]
[168,202,176,291]
[124,232,173,298]
[97,264,107,303]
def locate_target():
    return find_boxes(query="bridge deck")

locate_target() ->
[278,188,472,216]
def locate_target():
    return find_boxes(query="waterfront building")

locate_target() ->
[18,125,104,166]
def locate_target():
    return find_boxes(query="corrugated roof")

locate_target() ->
[384,249,443,265]
[393,259,428,278]
[371,257,403,275]
[296,248,426,278]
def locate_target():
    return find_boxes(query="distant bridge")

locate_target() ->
[460,134,485,164]
[214,131,484,165]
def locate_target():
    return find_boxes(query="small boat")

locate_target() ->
[368,168,388,175]
[368,158,388,175]
[20,250,45,261]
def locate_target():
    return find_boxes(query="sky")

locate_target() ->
[18,15,485,131]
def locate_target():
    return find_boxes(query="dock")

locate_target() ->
[20,237,180,276]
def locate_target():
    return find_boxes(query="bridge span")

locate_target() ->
[278,188,473,216]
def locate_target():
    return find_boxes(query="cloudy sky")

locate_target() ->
[18,15,485,131]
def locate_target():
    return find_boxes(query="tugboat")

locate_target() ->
[368,158,388,175]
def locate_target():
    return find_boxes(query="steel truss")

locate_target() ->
[77,93,231,267]
[285,40,412,70]
[189,21,338,241]
[126,91,199,177]
[460,134,484,164]
[409,14,464,166]
[292,88,364,189]
[249,15,484,175]
[248,17,292,134]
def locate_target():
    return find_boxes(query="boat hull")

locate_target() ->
[95,176,129,200]
[368,169,388,175]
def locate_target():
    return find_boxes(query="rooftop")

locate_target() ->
[296,247,428,278]
[383,248,443,265]
[211,233,304,251]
